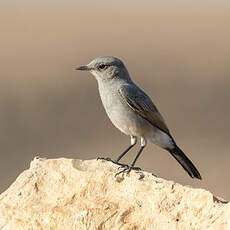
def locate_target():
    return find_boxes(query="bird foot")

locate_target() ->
[97,157,128,167]
[97,157,141,176]
[115,165,141,177]
[97,157,113,162]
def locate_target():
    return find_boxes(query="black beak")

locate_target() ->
[75,65,89,71]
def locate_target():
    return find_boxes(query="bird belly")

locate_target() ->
[105,102,149,137]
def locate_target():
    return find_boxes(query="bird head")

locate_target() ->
[76,56,130,82]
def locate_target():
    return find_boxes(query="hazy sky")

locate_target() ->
[0,1,229,199]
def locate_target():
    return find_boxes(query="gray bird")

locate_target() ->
[76,56,201,179]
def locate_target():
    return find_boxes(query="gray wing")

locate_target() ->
[118,84,171,137]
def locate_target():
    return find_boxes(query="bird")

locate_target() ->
[75,56,202,179]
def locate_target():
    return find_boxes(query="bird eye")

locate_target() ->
[98,64,107,70]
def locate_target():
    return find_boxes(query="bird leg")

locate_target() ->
[115,145,145,176]
[97,136,137,168]
[115,136,137,162]
[115,138,146,176]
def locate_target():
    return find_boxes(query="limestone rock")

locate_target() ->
[0,157,229,230]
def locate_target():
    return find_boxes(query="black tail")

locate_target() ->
[167,145,202,180]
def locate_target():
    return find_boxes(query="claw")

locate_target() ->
[115,165,141,177]
[117,164,129,170]
[98,157,130,168]
[97,157,141,177]
[97,157,113,161]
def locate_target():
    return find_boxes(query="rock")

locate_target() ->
[0,157,229,230]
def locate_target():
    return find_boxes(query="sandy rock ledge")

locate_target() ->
[0,157,229,230]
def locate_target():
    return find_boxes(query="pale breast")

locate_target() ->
[98,84,150,137]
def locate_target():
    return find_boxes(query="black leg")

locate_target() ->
[115,145,145,176]
[116,143,136,162]
[97,136,139,170]
[97,136,137,167]
[131,146,145,167]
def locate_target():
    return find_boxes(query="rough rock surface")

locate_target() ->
[0,158,229,230]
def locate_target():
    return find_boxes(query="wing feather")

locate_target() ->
[118,85,171,137]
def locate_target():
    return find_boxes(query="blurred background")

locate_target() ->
[0,1,229,199]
